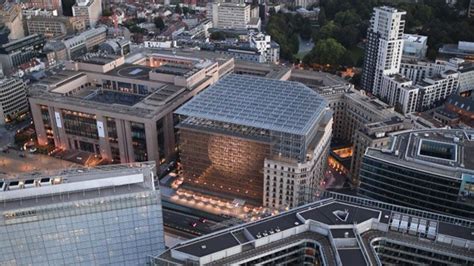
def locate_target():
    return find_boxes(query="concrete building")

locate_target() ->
[249,32,279,64]
[175,74,332,208]
[0,3,25,40]
[439,41,474,59]
[62,26,107,59]
[445,94,474,126]
[0,34,46,74]
[0,78,28,125]
[151,193,474,265]
[0,162,165,265]
[29,52,232,167]
[359,129,474,219]
[26,15,86,39]
[73,0,102,28]
[98,38,131,56]
[402,34,428,59]
[23,0,62,10]
[208,1,251,30]
[361,6,406,95]
[350,116,412,184]
[399,59,446,83]
[417,70,459,111]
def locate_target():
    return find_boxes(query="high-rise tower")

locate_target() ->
[361,6,406,95]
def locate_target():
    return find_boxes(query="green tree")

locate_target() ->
[318,7,327,26]
[210,31,226,40]
[334,10,361,27]
[304,38,346,65]
[154,17,165,31]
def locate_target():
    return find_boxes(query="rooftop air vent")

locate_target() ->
[333,209,349,222]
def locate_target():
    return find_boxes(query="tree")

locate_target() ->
[102,9,113,17]
[269,7,276,16]
[318,7,327,26]
[304,38,346,66]
[210,31,226,40]
[154,17,165,31]
[175,4,182,15]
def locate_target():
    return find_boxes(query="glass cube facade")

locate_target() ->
[0,191,165,265]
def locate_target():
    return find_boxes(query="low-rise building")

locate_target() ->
[62,26,106,59]
[0,78,28,125]
[151,193,474,265]
[0,34,46,74]
[402,34,428,59]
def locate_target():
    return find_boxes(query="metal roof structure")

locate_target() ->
[175,74,327,136]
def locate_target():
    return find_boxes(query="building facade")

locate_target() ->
[0,162,165,265]
[359,129,474,219]
[361,6,406,95]
[0,34,46,74]
[73,0,102,28]
[402,34,428,59]
[176,74,332,208]
[0,78,28,125]
[349,116,412,184]
[0,4,25,40]
[29,52,231,167]
[26,15,86,39]
[152,193,474,265]
[208,1,251,30]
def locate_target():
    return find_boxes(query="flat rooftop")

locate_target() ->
[175,74,327,136]
[365,129,474,179]
[0,162,157,212]
[153,194,474,265]
[106,64,153,80]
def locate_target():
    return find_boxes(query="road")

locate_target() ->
[163,208,219,237]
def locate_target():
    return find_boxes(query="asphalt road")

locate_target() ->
[163,208,218,237]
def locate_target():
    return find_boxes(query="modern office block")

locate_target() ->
[0,34,46,74]
[29,52,229,166]
[359,129,474,219]
[361,6,406,95]
[0,162,165,265]
[72,0,102,28]
[0,77,28,125]
[176,74,332,208]
[151,192,474,265]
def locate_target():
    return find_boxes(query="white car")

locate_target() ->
[29,147,37,153]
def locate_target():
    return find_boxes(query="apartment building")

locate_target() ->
[361,6,406,95]
[208,1,251,30]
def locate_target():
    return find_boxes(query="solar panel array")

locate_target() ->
[175,74,327,135]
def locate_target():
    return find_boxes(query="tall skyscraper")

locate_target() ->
[361,6,406,95]
[0,162,165,265]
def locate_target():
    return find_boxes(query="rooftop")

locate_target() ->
[0,162,157,212]
[365,129,474,179]
[175,74,327,136]
[153,192,474,265]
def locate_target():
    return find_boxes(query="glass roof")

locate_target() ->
[175,74,327,136]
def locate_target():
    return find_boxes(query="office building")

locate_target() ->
[0,3,25,40]
[73,0,102,28]
[359,129,474,219]
[62,26,107,59]
[151,193,474,265]
[0,78,28,125]
[208,1,251,30]
[0,162,165,265]
[98,38,131,56]
[26,15,86,39]
[349,116,412,184]
[402,34,428,59]
[29,52,231,166]
[361,6,406,95]
[0,34,46,74]
[23,0,62,10]
[176,74,332,208]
